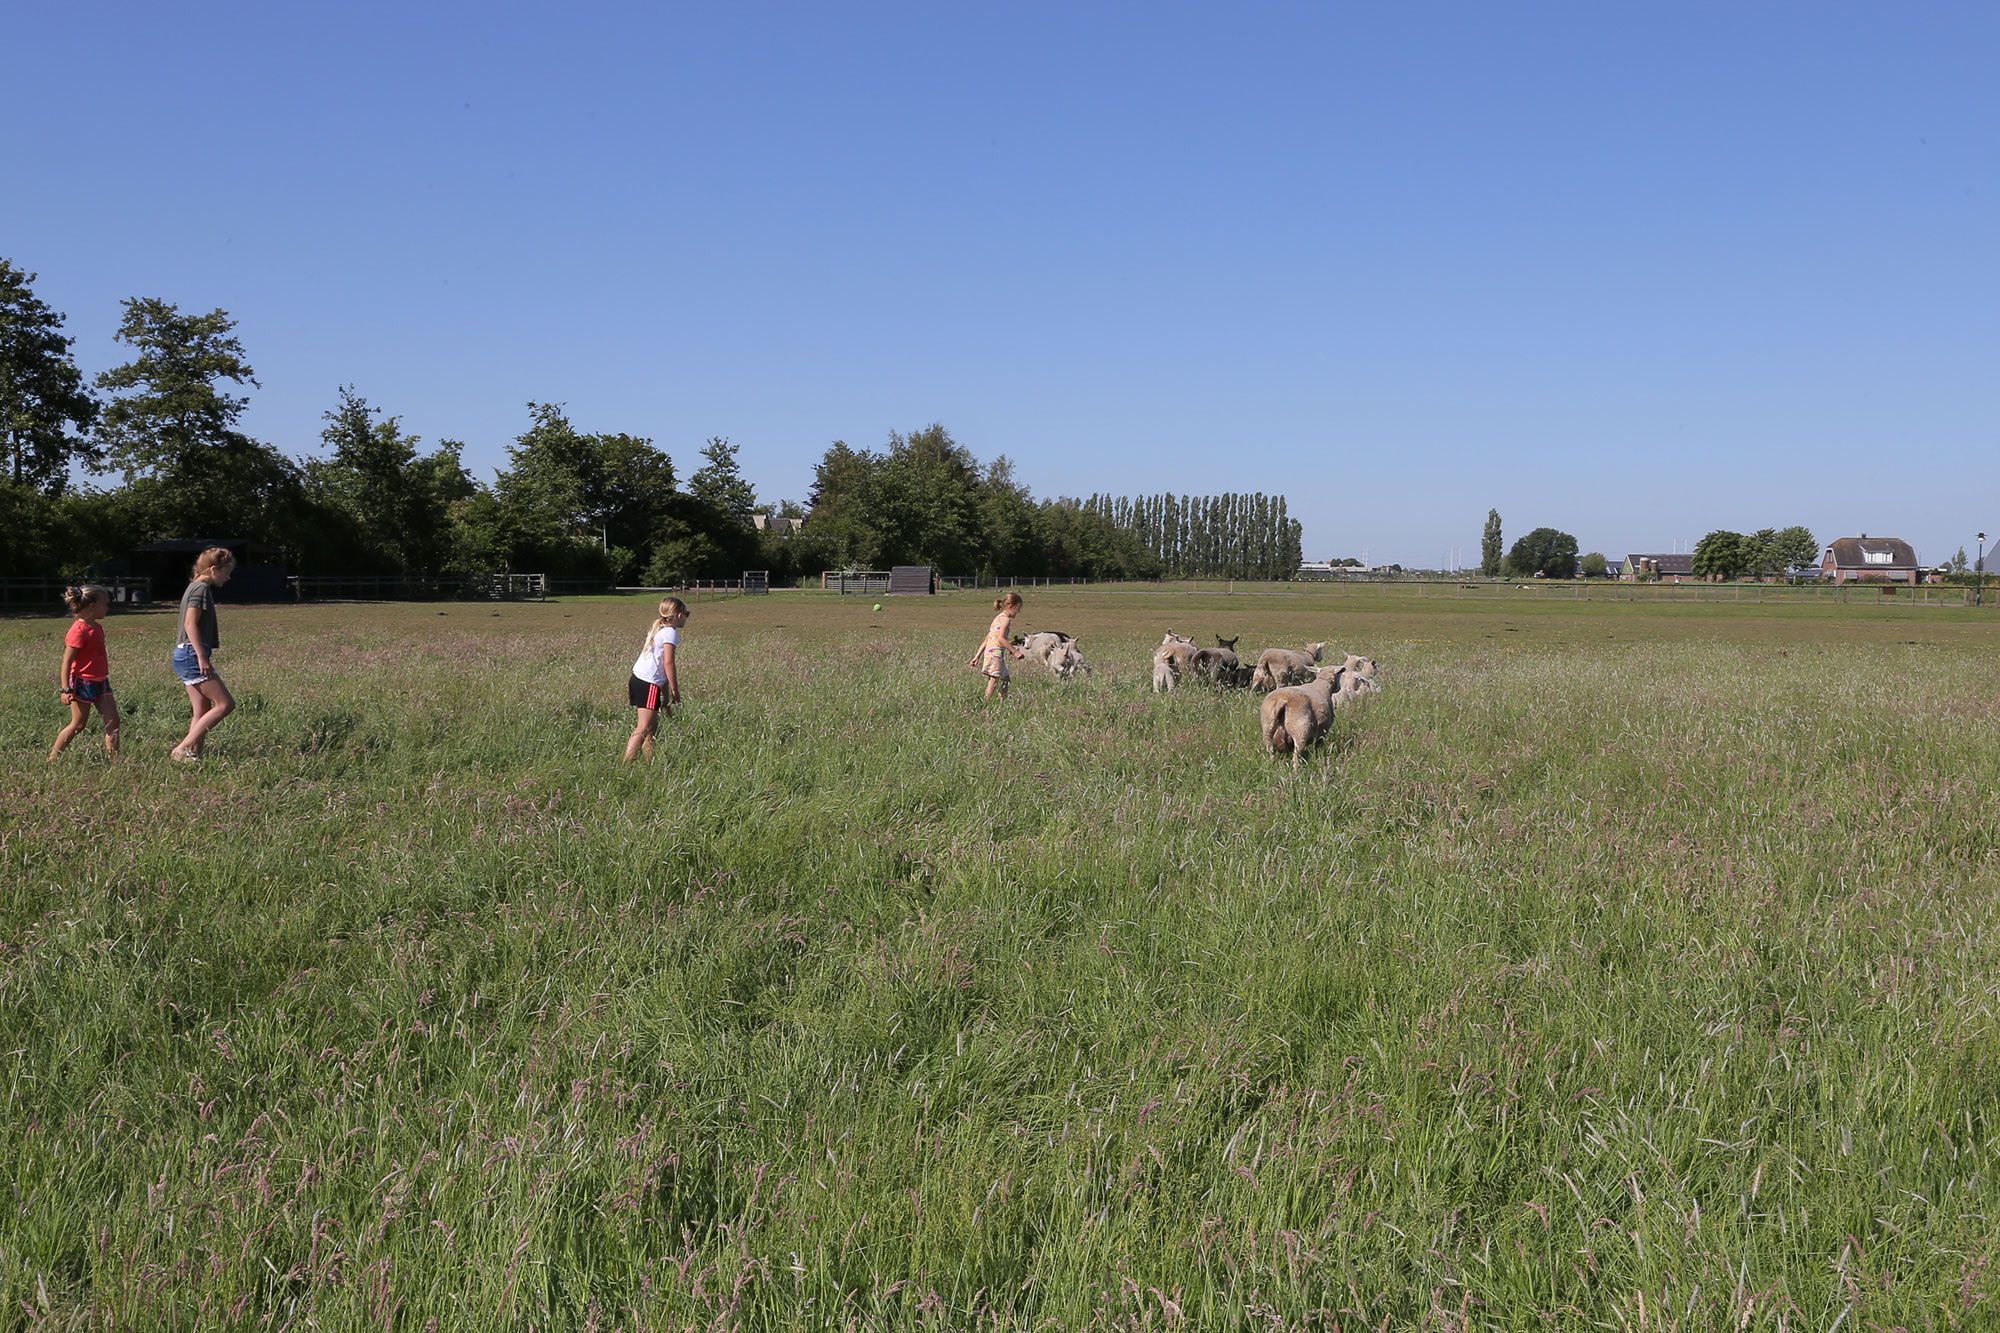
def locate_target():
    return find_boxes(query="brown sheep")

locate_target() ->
[1256,660,1368,764]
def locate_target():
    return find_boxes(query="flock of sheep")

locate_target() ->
[1008,629,1381,766]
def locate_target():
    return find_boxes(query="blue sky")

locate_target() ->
[6,3,1995,566]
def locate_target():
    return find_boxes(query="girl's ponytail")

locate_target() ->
[640,596,687,651]
[61,585,107,615]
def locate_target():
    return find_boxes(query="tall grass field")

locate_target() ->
[3,586,1995,1330]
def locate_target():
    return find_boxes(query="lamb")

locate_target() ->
[1260,664,1357,767]
[1338,653,1380,693]
[1150,632,1198,693]
[1250,641,1327,692]
[1014,630,1091,680]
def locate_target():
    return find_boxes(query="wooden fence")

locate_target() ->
[0,577,153,613]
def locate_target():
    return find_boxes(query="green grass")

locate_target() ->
[3,587,1996,1330]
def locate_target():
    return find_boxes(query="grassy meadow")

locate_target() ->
[2,585,1996,1330]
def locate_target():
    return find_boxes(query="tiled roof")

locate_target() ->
[1625,553,1694,576]
[1825,536,1917,569]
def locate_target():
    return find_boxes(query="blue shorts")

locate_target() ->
[170,643,215,685]
[69,677,112,703]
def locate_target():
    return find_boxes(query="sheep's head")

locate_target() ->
[1161,631,1196,648]
[1305,641,1328,661]
[1342,653,1377,680]
[1215,635,1239,650]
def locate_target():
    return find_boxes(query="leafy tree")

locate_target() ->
[979,455,1039,576]
[1480,509,1503,576]
[93,297,304,546]
[0,479,71,576]
[0,260,98,493]
[592,432,679,576]
[1770,525,1818,572]
[872,424,986,571]
[1692,529,1751,581]
[1505,526,1578,578]
[688,436,757,525]
[1952,547,1969,573]
[1036,498,1161,579]
[96,299,256,480]
[803,440,884,568]
[1744,528,1782,578]
[496,403,675,578]
[306,387,457,573]
[1580,551,1609,577]
[641,515,719,586]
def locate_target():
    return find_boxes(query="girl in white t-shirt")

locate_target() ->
[624,596,688,761]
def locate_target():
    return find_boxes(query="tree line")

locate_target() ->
[2,260,1311,585]
[1068,493,1304,580]
[1479,511,1820,579]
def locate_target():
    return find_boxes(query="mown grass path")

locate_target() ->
[3,588,1996,1329]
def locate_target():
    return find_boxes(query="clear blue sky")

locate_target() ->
[6,3,1995,567]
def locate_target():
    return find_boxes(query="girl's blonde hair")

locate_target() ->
[642,597,687,648]
[61,584,109,615]
[192,547,237,580]
[993,591,1023,612]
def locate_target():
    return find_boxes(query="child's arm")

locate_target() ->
[57,643,77,697]
[660,642,680,707]
[183,603,209,671]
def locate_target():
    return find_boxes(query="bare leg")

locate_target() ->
[49,699,90,759]
[176,678,234,758]
[98,695,121,756]
[624,708,658,762]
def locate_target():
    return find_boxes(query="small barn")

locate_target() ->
[1821,535,1919,585]
[118,539,290,602]
[888,565,935,595]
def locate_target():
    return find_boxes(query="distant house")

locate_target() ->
[1822,535,1919,585]
[1621,553,1694,582]
[752,514,805,535]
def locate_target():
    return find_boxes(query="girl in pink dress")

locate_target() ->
[968,591,1026,701]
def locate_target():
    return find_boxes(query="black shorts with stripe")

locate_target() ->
[628,674,666,711]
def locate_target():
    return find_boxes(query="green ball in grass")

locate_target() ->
[873,602,883,611]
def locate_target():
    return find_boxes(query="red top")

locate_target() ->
[65,619,108,682]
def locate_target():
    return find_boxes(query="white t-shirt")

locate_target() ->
[631,625,680,684]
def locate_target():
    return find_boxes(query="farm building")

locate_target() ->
[1821,535,1920,585]
[1620,553,1694,582]
[108,538,290,602]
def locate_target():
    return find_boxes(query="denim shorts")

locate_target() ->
[170,643,215,685]
[69,677,112,703]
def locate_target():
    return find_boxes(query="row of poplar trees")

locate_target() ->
[1070,492,1304,580]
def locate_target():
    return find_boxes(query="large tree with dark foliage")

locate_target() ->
[306,387,466,574]
[1692,529,1751,581]
[0,260,98,494]
[1505,526,1579,578]
[872,424,988,572]
[496,403,677,579]
[93,298,304,548]
[1481,509,1503,576]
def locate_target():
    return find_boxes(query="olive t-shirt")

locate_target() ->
[177,581,219,650]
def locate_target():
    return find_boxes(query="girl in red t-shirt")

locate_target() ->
[50,584,120,759]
